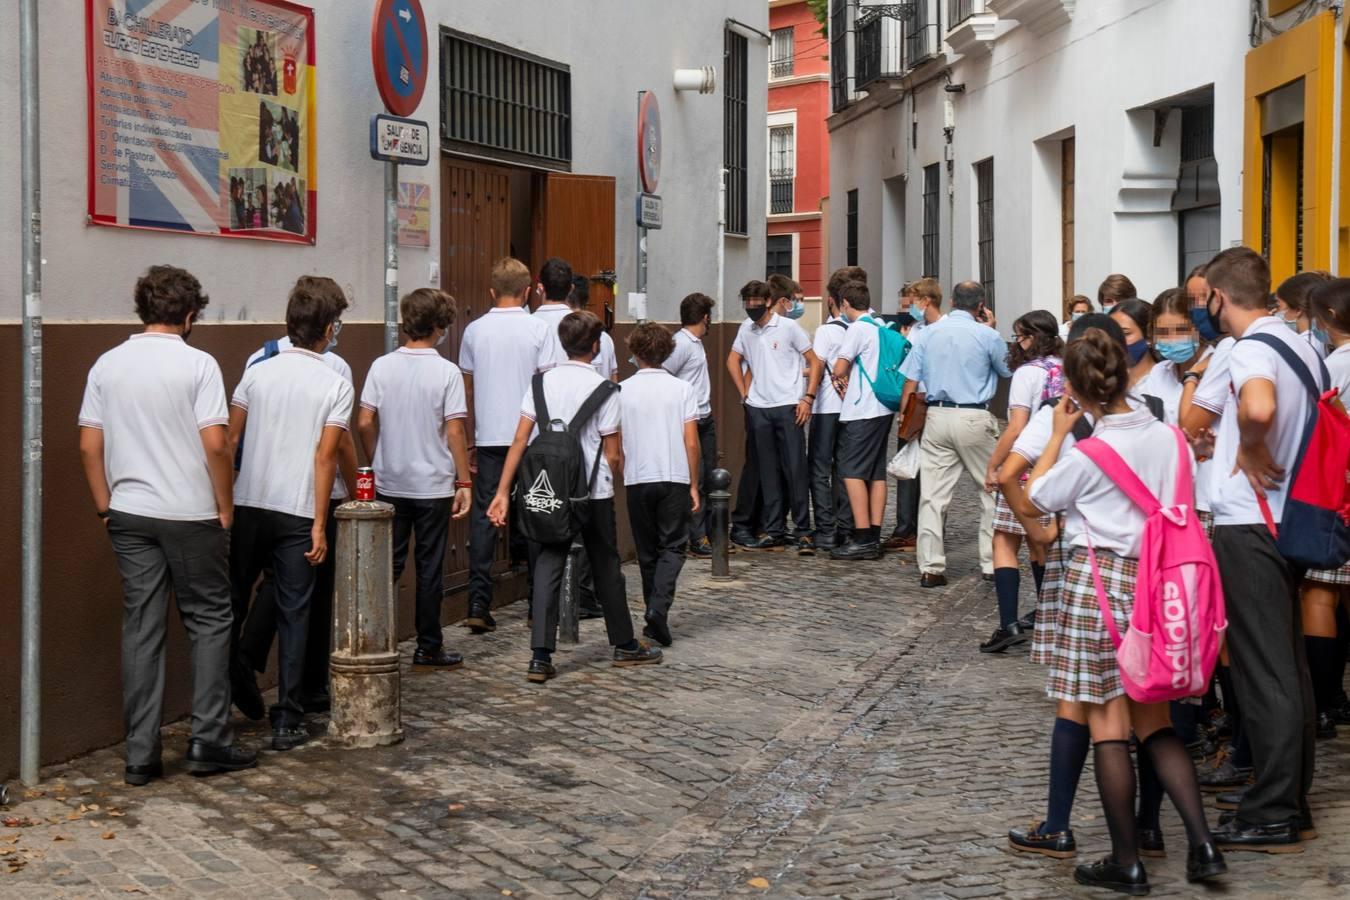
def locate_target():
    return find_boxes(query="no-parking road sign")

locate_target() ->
[372,0,429,118]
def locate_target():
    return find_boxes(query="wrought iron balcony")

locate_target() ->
[855,10,906,90]
[770,176,795,215]
[906,2,942,66]
[948,0,976,28]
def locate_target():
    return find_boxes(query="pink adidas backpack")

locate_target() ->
[1076,426,1227,704]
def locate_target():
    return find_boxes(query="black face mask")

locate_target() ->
[1202,292,1226,340]
[745,305,767,323]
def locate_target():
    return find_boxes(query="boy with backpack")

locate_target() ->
[809,268,863,552]
[830,280,906,560]
[356,288,472,672]
[621,323,702,646]
[487,311,662,682]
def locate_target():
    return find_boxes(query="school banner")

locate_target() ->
[87,0,317,243]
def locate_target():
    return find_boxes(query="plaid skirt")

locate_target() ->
[1045,547,1138,705]
[993,489,1052,537]
[1307,562,1350,586]
[1030,536,1065,666]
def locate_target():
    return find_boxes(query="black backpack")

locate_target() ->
[1045,392,1165,441]
[512,373,619,544]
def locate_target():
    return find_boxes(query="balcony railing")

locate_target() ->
[948,0,976,28]
[906,2,941,66]
[770,176,795,214]
[856,12,905,89]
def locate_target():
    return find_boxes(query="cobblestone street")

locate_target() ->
[4,484,1350,899]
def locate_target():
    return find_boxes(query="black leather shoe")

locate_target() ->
[687,538,713,559]
[797,535,816,557]
[1073,857,1149,895]
[1213,818,1303,853]
[979,623,1029,653]
[231,660,265,722]
[124,761,164,787]
[1136,828,1166,858]
[741,534,786,551]
[613,642,663,667]
[526,659,556,683]
[1198,757,1252,791]
[1316,711,1338,740]
[828,540,882,561]
[920,572,948,588]
[465,604,497,634]
[643,608,673,647]
[1185,842,1227,882]
[185,740,258,775]
[1007,822,1075,859]
[730,528,758,548]
[271,724,309,752]
[1215,787,1246,811]
[412,648,465,672]
[1016,611,1036,631]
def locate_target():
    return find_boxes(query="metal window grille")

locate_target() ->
[769,125,795,214]
[846,189,859,266]
[441,30,572,167]
[725,29,749,237]
[906,0,941,68]
[1180,103,1215,164]
[766,234,794,277]
[922,164,940,278]
[771,27,795,78]
[949,0,976,28]
[831,0,855,112]
[976,158,995,307]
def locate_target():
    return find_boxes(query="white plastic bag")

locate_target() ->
[886,440,921,481]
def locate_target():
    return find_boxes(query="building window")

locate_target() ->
[830,0,855,112]
[770,27,795,79]
[767,235,794,277]
[846,189,859,266]
[441,30,571,168]
[949,0,976,28]
[724,29,749,236]
[769,125,795,215]
[975,158,994,307]
[1175,100,1220,282]
[1061,137,1075,304]
[906,0,941,68]
[921,164,940,278]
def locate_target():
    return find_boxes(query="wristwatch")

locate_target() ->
[1182,371,1202,385]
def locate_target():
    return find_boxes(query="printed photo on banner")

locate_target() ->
[398,182,431,248]
[240,28,279,96]
[228,168,270,230]
[259,100,301,173]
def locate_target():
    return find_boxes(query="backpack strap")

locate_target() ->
[569,380,620,491]
[1242,332,1330,400]
[531,372,551,427]
[1075,437,1163,516]
[247,338,282,369]
[1083,528,1126,651]
[1143,393,1165,423]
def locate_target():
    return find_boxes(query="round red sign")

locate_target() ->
[638,91,662,194]
[371,0,429,118]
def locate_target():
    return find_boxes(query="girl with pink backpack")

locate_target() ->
[1026,329,1227,895]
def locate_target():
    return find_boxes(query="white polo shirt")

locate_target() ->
[837,316,893,422]
[732,313,812,409]
[534,302,617,378]
[1198,317,1322,526]
[359,348,468,499]
[619,369,699,486]
[662,327,712,419]
[459,306,552,447]
[232,348,355,520]
[812,318,848,416]
[78,333,228,521]
[246,335,353,500]
[519,361,622,500]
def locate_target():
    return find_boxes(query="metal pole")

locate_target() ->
[709,468,732,581]
[558,542,582,644]
[716,168,726,322]
[19,0,43,788]
[384,161,399,353]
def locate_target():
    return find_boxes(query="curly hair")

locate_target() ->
[134,265,209,326]
[1008,310,1063,369]
[286,276,348,349]
[1064,328,1129,409]
[627,322,675,366]
[401,288,455,340]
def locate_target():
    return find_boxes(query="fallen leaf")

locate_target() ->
[0,849,14,857]
[120,887,145,894]
[108,811,125,818]
[307,865,317,871]
[1,835,19,844]
[78,805,90,813]
[501,892,513,897]
[89,821,102,828]
[65,813,82,822]
[87,805,100,813]
[447,803,465,812]
[52,835,68,842]
[748,877,770,890]
[101,832,116,841]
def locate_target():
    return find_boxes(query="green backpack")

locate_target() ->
[855,315,910,412]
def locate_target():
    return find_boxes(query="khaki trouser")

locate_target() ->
[916,407,998,576]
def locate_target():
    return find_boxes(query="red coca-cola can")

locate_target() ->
[355,467,376,501]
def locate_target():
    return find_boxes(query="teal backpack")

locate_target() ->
[854,315,910,412]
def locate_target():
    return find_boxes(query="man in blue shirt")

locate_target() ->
[898,281,1011,587]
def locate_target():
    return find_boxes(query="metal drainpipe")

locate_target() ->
[19,0,44,787]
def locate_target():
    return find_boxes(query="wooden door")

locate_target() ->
[439,158,512,594]
[533,173,617,325]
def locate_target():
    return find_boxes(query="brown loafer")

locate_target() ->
[919,572,948,588]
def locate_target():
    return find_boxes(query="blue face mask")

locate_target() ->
[1125,339,1150,366]
[785,298,806,320]
[1191,306,1221,343]
[1071,311,1086,322]
[1312,324,1330,347]
[1155,337,1199,364]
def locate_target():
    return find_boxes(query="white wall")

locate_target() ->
[0,0,766,325]
[828,0,1248,332]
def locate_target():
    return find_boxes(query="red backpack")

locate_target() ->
[1242,334,1350,570]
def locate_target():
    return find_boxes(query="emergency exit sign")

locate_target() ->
[370,114,431,165]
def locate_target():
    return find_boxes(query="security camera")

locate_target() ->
[944,83,966,93]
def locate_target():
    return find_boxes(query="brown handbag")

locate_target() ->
[898,392,927,442]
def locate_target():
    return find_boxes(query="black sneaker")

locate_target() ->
[613,642,663,667]
[797,535,816,557]
[687,538,713,559]
[1185,842,1227,882]
[412,648,465,672]
[185,739,258,775]
[1073,857,1149,895]
[1316,711,1338,740]
[979,623,1029,654]
[1213,818,1303,853]
[124,761,164,787]
[271,724,310,752]
[526,659,556,683]
[1008,822,1076,859]
[1137,828,1166,858]
[643,608,673,647]
[828,539,882,561]
[465,603,497,634]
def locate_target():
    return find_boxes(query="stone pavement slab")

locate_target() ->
[3,481,1348,898]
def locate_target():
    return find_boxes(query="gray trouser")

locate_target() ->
[107,510,234,766]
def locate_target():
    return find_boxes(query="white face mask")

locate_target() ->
[435,329,449,347]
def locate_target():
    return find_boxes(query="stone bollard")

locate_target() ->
[329,500,404,748]
[708,468,733,581]
[559,540,584,644]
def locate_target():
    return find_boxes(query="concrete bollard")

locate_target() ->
[708,468,733,581]
[558,540,584,644]
[329,500,404,748]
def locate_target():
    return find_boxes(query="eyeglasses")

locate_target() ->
[332,319,343,336]
[1014,332,1032,341]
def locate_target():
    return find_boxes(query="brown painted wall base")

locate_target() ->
[0,320,747,780]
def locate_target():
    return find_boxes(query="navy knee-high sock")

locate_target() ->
[1044,717,1090,834]
[995,567,1020,628]
[1030,561,1046,596]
